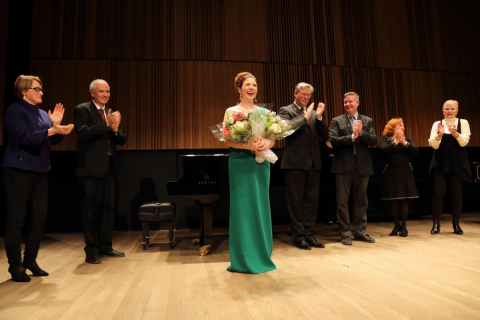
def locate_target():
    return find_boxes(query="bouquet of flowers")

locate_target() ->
[249,109,305,163]
[221,110,253,143]
[210,107,305,164]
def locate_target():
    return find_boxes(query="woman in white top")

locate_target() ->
[428,100,472,235]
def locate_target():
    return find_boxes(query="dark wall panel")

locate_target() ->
[2,0,479,151]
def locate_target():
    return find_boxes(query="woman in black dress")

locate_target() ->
[428,100,471,235]
[379,118,419,237]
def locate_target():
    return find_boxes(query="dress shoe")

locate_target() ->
[431,220,440,235]
[306,238,325,248]
[453,221,463,235]
[353,234,375,243]
[8,266,31,282]
[341,237,352,245]
[85,254,102,264]
[293,240,311,250]
[100,249,125,257]
[23,262,49,276]
[400,228,408,237]
[390,224,400,236]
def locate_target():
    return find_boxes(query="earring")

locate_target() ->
[239,93,242,100]
[23,95,26,100]
[255,98,257,103]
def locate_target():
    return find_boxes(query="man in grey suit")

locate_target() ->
[330,92,377,245]
[279,82,328,250]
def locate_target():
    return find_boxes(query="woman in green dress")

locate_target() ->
[222,72,276,273]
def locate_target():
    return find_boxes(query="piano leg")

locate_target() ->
[199,202,213,246]
[142,221,149,250]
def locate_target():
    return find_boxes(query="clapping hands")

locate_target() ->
[448,124,458,137]
[437,122,445,137]
[106,110,122,133]
[305,102,326,120]
[48,121,74,136]
[352,120,362,139]
[47,103,74,136]
[393,127,406,145]
[48,103,65,124]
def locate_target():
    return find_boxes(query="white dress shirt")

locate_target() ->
[428,118,470,149]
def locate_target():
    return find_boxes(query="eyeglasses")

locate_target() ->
[299,93,312,98]
[29,87,44,93]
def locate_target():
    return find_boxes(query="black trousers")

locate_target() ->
[335,158,369,238]
[432,169,464,222]
[283,165,320,241]
[2,167,48,267]
[77,161,116,255]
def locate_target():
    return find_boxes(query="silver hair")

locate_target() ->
[344,92,359,101]
[89,79,109,92]
[295,82,315,93]
[443,100,458,111]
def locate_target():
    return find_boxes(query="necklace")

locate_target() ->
[444,118,456,128]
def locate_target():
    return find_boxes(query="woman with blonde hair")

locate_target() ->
[428,100,472,235]
[379,118,418,237]
[2,75,73,282]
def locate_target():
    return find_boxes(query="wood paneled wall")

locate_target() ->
[10,0,480,150]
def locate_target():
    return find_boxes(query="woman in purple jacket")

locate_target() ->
[2,75,74,282]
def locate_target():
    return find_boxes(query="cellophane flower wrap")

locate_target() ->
[249,109,305,164]
[209,106,305,164]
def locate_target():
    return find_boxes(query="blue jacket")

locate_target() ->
[2,100,63,172]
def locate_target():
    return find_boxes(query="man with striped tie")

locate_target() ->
[329,92,377,246]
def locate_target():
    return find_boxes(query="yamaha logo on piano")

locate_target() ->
[198,175,216,185]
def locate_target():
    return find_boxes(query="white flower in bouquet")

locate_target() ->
[234,121,245,130]
[268,123,282,134]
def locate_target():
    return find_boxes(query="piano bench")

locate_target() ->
[138,202,176,250]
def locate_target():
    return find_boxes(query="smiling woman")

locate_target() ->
[2,75,74,282]
[221,72,276,274]
[379,118,419,237]
[428,100,472,235]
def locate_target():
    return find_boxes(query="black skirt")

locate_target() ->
[381,163,419,200]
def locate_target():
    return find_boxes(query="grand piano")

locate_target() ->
[166,153,286,255]
[167,154,230,255]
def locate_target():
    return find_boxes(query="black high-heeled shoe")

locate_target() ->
[8,266,31,282]
[400,228,408,237]
[431,220,440,235]
[452,221,463,235]
[389,224,400,236]
[23,262,49,276]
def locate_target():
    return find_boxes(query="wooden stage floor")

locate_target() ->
[1,213,480,320]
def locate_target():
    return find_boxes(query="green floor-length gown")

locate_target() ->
[227,113,277,273]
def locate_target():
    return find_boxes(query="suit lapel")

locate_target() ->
[291,104,303,117]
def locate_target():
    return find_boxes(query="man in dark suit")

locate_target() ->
[279,82,328,250]
[74,79,127,264]
[330,92,377,245]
